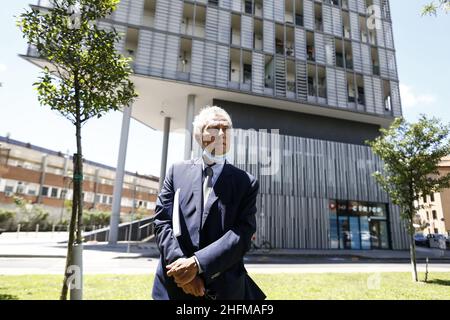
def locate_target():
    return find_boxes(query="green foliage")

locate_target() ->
[422,0,449,16]
[366,115,450,234]
[17,0,138,125]
[82,210,111,228]
[0,210,15,230]
[18,207,50,232]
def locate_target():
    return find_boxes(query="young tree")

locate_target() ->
[367,116,450,282]
[422,0,450,15]
[18,0,137,299]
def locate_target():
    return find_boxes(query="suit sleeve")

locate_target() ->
[153,163,185,265]
[194,175,259,284]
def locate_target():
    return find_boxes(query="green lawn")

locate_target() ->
[1,273,449,300]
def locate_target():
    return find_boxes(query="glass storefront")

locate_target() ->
[329,200,390,250]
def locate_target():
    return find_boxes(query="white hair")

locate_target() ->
[192,105,233,146]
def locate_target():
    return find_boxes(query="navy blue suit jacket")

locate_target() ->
[152,157,266,300]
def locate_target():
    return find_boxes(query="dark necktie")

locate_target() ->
[203,165,214,208]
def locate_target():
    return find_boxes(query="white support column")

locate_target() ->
[184,94,196,160]
[159,116,171,191]
[109,105,133,244]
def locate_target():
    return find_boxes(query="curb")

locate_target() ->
[0,254,66,259]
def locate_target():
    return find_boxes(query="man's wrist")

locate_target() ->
[192,255,203,274]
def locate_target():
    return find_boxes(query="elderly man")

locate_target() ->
[152,106,266,300]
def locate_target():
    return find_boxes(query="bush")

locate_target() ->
[18,207,50,231]
[82,211,111,231]
[0,210,15,231]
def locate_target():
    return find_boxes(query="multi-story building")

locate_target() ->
[24,0,409,249]
[0,135,159,223]
[416,156,450,237]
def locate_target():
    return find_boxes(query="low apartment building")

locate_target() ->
[0,135,159,223]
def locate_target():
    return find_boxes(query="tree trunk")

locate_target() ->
[60,73,84,299]
[60,152,79,300]
[409,219,419,282]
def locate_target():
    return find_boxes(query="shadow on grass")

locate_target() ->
[0,292,19,300]
[426,279,450,287]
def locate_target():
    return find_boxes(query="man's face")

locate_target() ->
[202,114,231,156]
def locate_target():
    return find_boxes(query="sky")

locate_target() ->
[0,0,449,178]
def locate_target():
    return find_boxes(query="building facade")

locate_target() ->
[25,0,409,249]
[416,156,450,237]
[0,136,158,224]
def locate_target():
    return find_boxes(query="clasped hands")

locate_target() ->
[166,257,205,297]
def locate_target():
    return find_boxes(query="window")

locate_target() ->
[383,80,392,111]
[244,0,252,14]
[178,38,192,75]
[41,186,49,197]
[16,182,25,194]
[432,210,437,220]
[347,72,356,103]
[344,41,353,69]
[51,187,58,198]
[208,0,218,6]
[307,64,317,97]
[314,3,323,31]
[286,26,295,57]
[286,60,296,94]
[254,18,263,50]
[254,0,263,17]
[335,39,344,68]
[342,12,351,39]
[242,51,252,86]
[95,194,101,203]
[243,63,252,83]
[124,28,139,60]
[194,5,206,38]
[102,195,108,204]
[359,16,368,43]
[295,0,304,27]
[181,2,194,36]
[108,196,113,205]
[229,48,241,83]
[143,0,156,27]
[318,66,327,99]
[423,195,427,203]
[264,55,274,89]
[434,228,439,234]
[275,24,284,55]
[372,47,380,75]
[430,193,435,202]
[426,211,429,220]
[285,0,294,24]
[356,75,365,106]
[231,14,241,46]
[306,31,315,61]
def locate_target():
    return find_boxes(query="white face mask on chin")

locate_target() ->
[202,148,227,164]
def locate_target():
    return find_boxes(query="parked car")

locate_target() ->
[414,233,428,247]
[427,234,448,249]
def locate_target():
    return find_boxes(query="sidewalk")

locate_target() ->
[1,232,449,262]
[247,247,450,261]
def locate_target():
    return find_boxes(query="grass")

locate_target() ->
[0,273,449,300]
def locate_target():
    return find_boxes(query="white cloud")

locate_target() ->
[400,84,437,109]
[0,64,6,72]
